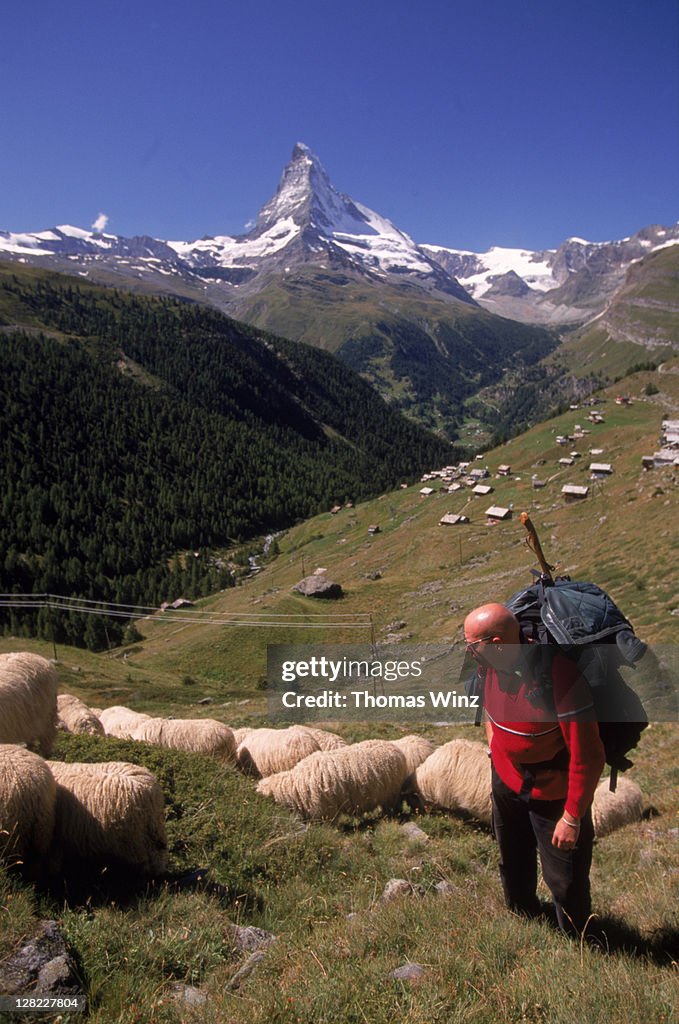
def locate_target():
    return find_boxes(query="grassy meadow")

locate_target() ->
[1,363,678,1022]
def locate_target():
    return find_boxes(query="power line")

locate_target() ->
[0,593,373,630]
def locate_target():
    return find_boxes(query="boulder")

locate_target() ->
[293,575,344,599]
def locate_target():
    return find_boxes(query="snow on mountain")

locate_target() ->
[167,142,440,278]
[421,243,557,297]
[1,142,678,325]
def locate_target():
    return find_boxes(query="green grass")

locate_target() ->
[2,721,677,1023]
[2,363,678,1020]
[2,363,677,712]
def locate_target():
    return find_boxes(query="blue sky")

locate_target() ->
[2,0,677,252]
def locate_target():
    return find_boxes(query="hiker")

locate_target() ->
[463,602,606,935]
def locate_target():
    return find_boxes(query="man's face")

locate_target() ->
[464,632,522,674]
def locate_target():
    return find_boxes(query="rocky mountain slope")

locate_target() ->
[423,223,679,325]
[2,144,676,438]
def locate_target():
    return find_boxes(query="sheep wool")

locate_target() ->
[256,739,409,820]
[236,726,321,777]
[57,694,105,736]
[391,735,436,776]
[409,739,492,825]
[48,760,168,875]
[99,706,152,739]
[0,744,57,863]
[591,776,644,838]
[131,717,236,762]
[299,726,348,751]
[231,727,254,748]
[0,652,59,757]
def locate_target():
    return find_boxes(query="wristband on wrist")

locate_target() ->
[561,816,580,829]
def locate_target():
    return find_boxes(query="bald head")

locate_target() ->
[464,603,521,645]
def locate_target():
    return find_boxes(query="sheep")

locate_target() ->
[256,739,409,820]
[231,727,254,747]
[0,744,57,867]
[130,717,236,762]
[47,760,168,876]
[236,726,321,777]
[591,776,645,838]
[299,726,348,751]
[0,652,59,757]
[391,734,436,776]
[57,694,105,736]
[405,738,492,825]
[99,706,152,739]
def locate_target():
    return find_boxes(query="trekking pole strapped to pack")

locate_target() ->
[463,513,649,790]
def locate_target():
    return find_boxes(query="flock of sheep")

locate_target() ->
[0,651,647,881]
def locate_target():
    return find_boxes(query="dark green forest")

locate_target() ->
[0,264,453,648]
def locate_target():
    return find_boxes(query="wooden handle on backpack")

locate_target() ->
[520,512,555,580]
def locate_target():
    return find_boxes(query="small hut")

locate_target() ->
[439,513,470,526]
[562,484,589,502]
[485,505,512,522]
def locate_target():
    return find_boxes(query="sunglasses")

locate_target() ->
[465,635,494,653]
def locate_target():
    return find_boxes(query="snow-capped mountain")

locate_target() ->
[165,141,468,286]
[422,223,679,323]
[1,141,677,330]
[0,143,473,305]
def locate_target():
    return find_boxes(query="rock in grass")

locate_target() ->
[293,575,344,599]
[227,925,276,952]
[399,821,430,842]
[380,878,426,902]
[0,921,81,996]
[390,963,426,982]
[170,984,208,1008]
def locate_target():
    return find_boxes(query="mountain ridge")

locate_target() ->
[2,143,677,439]
[2,142,677,328]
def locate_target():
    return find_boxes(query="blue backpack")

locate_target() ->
[467,574,649,790]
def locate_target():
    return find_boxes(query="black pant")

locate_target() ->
[491,767,595,935]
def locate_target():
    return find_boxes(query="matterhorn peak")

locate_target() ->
[253,142,341,236]
[243,143,471,291]
[291,141,314,160]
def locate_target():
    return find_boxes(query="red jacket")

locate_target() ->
[484,649,605,818]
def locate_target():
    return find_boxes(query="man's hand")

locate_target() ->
[552,814,580,849]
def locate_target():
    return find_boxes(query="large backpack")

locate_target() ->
[467,574,649,790]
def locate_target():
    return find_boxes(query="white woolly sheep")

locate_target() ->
[391,734,437,777]
[99,706,152,739]
[591,776,644,838]
[299,726,348,751]
[0,744,57,866]
[130,717,236,762]
[57,694,105,736]
[0,652,59,757]
[231,727,254,747]
[406,738,492,825]
[236,726,321,777]
[47,760,168,875]
[256,739,409,820]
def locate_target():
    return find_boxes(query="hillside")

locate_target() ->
[0,145,560,440]
[117,362,679,707]
[553,245,679,378]
[1,364,677,1024]
[0,262,453,648]
[456,246,679,444]
[231,265,558,436]
[6,360,677,712]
